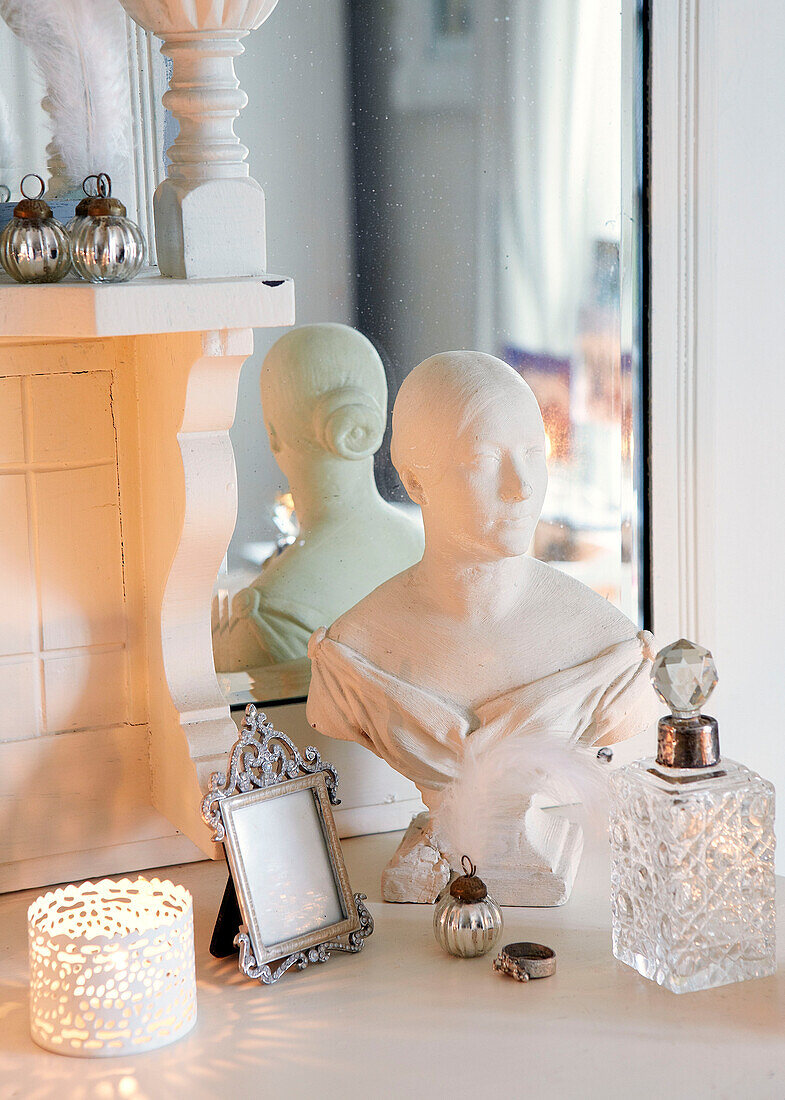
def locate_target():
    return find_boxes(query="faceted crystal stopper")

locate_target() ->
[651,638,718,717]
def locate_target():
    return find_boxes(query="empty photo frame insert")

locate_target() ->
[220,772,360,965]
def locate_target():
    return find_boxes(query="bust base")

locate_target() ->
[381,812,451,903]
[485,818,584,906]
[381,810,584,907]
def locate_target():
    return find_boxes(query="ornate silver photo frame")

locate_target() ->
[201,704,373,985]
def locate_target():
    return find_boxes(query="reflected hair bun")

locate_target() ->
[313,385,385,460]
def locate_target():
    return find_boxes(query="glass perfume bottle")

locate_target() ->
[609,639,776,993]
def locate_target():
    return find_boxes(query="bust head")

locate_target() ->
[391,351,547,560]
[261,324,387,483]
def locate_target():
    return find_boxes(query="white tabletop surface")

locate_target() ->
[1,830,784,1100]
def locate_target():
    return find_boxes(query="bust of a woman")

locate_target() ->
[213,324,423,673]
[307,351,657,905]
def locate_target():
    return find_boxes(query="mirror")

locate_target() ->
[215,0,647,706]
[0,16,49,197]
[0,0,646,709]
[0,10,165,252]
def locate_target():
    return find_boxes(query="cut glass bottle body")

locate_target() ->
[610,758,776,994]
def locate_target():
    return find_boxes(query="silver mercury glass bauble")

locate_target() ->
[433,856,504,959]
[70,174,145,284]
[0,174,71,284]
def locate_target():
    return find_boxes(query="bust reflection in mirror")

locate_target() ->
[307,352,658,906]
[213,324,424,674]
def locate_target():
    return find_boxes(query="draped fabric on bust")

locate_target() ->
[306,628,658,795]
[217,586,319,669]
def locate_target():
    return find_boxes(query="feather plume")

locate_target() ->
[0,0,131,188]
[434,731,609,871]
[0,93,15,182]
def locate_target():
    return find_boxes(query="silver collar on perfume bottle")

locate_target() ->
[656,715,720,768]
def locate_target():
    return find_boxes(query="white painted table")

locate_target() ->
[1,832,784,1099]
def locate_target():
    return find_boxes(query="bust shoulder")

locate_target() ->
[248,544,319,604]
[524,557,638,652]
[252,507,422,601]
[328,554,640,685]
[328,565,420,656]
[355,503,425,566]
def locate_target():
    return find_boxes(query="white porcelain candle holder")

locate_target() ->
[28,877,197,1058]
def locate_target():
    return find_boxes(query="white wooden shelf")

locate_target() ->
[0,268,295,894]
[0,269,294,339]
[1,832,784,1098]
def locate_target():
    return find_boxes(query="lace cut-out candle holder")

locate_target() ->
[28,877,197,1057]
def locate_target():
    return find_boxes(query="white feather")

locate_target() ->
[0,93,15,180]
[0,0,131,186]
[433,731,609,871]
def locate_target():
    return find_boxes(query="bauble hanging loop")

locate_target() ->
[0,175,71,284]
[20,173,46,201]
[433,856,504,958]
[67,175,100,235]
[70,173,146,284]
[449,856,488,903]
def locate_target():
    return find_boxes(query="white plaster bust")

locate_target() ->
[214,324,424,673]
[307,351,657,905]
